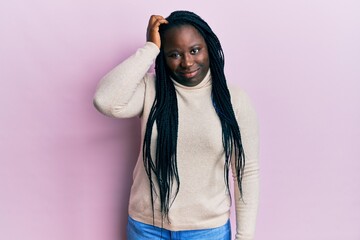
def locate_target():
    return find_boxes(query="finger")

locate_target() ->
[153,19,168,28]
[148,20,168,36]
[149,18,168,28]
[147,20,167,36]
[149,15,165,25]
[146,15,168,48]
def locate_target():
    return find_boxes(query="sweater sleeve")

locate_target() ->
[231,89,260,240]
[93,42,160,118]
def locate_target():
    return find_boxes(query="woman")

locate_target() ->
[94,10,259,240]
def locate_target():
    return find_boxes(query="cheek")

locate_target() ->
[197,48,209,65]
[165,59,178,72]
[199,54,210,67]
[204,55,210,66]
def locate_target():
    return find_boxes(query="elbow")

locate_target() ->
[93,94,110,116]
[93,95,124,118]
[93,94,102,111]
[93,97,101,112]
[93,93,138,118]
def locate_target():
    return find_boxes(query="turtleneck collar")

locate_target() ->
[171,69,212,90]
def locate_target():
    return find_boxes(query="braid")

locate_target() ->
[143,10,245,223]
[143,50,179,222]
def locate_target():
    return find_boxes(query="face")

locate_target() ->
[162,25,210,87]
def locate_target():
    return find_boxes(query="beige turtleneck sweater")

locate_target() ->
[93,42,259,240]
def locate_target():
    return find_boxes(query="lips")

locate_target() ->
[179,68,200,79]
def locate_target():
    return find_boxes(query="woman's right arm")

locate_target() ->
[93,15,167,118]
[93,42,160,118]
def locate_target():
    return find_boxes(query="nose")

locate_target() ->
[181,53,194,68]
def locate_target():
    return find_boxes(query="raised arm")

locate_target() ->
[93,15,167,118]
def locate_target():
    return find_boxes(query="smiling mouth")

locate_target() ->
[179,69,200,79]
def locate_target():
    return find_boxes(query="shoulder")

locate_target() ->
[228,85,255,112]
[228,84,258,127]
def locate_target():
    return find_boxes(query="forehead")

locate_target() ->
[163,25,206,50]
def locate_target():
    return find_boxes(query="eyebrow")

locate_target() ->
[164,43,203,54]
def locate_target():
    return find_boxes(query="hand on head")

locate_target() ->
[146,15,168,49]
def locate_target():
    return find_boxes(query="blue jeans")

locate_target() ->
[127,216,231,240]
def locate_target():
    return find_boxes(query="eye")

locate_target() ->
[168,52,181,59]
[190,48,200,55]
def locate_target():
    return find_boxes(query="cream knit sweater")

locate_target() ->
[93,42,259,240]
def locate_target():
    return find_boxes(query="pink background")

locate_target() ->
[1,0,359,239]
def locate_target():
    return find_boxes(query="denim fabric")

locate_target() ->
[127,216,231,240]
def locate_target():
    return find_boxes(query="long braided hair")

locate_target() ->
[143,10,245,222]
